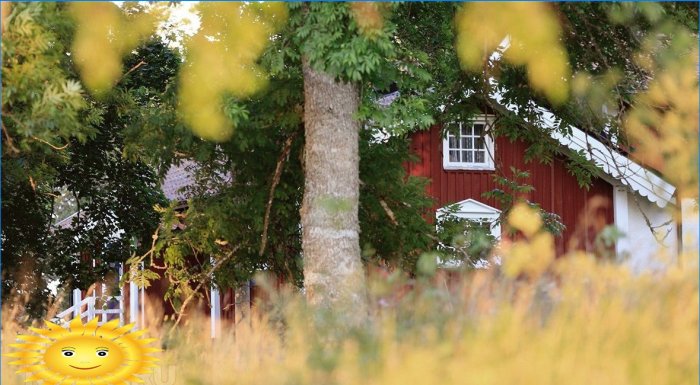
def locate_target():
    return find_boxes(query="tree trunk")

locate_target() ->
[234,281,250,326]
[301,59,367,324]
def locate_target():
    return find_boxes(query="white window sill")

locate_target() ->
[443,163,495,171]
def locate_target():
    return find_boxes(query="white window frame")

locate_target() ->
[436,199,502,269]
[442,115,495,171]
[436,198,501,240]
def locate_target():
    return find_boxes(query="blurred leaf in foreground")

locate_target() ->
[625,26,699,199]
[455,2,570,105]
[70,3,163,95]
[178,2,288,141]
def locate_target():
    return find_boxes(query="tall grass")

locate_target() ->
[3,206,698,385]
[147,253,696,385]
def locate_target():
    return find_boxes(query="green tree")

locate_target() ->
[121,3,438,322]
[2,3,94,316]
[6,2,696,323]
[1,4,168,318]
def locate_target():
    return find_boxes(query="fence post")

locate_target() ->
[119,263,125,326]
[211,285,221,338]
[101,298,108,324]
[72,289,82,319]
[87,297,95,321]
[129,280,139,328]
[140,263,145,330]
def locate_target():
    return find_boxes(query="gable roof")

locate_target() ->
[488,87,676,208]
[480,39,676,208]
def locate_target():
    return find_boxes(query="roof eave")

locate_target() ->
[488,87,676,208]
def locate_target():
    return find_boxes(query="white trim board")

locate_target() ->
[436,198,502,239]
[488,87,676,208]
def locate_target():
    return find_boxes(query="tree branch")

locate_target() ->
[31,135,69,150]
[117,60,147,85]
[259,130,299,256]
[168,246,239,334]
[1,121,19,154]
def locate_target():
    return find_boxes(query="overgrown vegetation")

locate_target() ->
[1,5,697,383]
[3,206,697,385]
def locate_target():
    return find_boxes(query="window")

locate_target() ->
[443,116,495,170]
[436,199,501,240]
[436,199,502,268]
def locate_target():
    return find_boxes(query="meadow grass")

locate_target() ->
[3,206,698,385]
[150,252,697,385]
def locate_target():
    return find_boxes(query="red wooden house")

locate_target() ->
[407,115,614,256]
[405,104,681,268]
[54,95,691,337]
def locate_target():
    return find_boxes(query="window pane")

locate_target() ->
[448,136,458,149]
[475,137,484,149]
[475,151,485,163]
[463,151,473,163]
[474,124,484,136]
[449,150,460,162]
[462,137,473,149]
[461,124,469,136]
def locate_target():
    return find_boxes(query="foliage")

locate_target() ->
[624,23,698,199]
[483,167,566,236]
[1,3,168,319]
[1,3,97,157]
[169,211,696,385]
[48,92,167,290]
[69,2,163,95]
[2,5,698,383]
[358,133,436,271]
[435,204,497,268]
[122,3,440,305]
[455,3,570,104]
[4,2,697,321]
[501,203,557,278]
[128,105,438,299]
[8,206,697,385]
[2,3,94,317]
[436,167,566,269]
[559,3,698,202]
[177,2,287,141]
[69,2,287,142]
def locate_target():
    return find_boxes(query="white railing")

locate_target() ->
[53,289,125,326]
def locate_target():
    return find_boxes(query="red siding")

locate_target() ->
[407,125,614,255]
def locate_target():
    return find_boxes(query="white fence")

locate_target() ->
[51,263,225,337]
[53,288,125,326]
[53,263,147,328]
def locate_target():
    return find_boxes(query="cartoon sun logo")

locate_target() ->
[6,317,159,385]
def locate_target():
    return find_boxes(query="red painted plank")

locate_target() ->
[407,124,614,257]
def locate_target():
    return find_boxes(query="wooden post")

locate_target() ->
[129,280,139,327]
[140,271,145,329]
[119,264,125,326]
[613,183,630,260]
[211,285,221,338]
[87,297,95,321]
[72,289,82,319]
[101,299,108,324]
[210,256,221,338]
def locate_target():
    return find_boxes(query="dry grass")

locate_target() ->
[3,209,698,385]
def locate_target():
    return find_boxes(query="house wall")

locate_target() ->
[681,198,699,255]
[407,125,614,255]
[622,190,679,272]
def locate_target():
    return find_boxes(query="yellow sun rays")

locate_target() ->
[6,317,160,385]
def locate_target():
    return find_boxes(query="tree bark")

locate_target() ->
[301,59,367,324]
